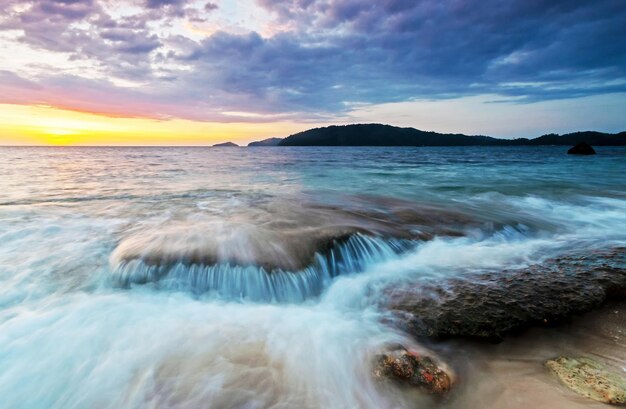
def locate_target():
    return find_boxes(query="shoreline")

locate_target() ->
[427,300,626,408]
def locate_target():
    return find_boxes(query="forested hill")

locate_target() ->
[277,124,626,146]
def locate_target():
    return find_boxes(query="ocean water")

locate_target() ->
[0,146,625,409]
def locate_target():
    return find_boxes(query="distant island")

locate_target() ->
[248,137,282,147]
[247,124,625,147]
[212,142,239,147]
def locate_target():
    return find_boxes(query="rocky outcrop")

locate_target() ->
[382,248,626,341]
[111,223,376,274]
[567,142,596,155]
[110,196,479,273]
[373,345,453,395]
[546,357,626,405]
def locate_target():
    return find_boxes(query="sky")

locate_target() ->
[0,0,625,145]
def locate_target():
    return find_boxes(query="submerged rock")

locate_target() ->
[383,248,626,340]
[373,345,453,395]
[111,222,373,273]
[111,196,478,273]
[335,194,483,239]
[567,142,596,155]
[112,234,410,302]
[546,357,626,405]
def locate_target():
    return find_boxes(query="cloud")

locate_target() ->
[252,0,626,97]
[146,0,186,8]
[204,2,218,12]
[38,0,96,20]
[0,0,624,122]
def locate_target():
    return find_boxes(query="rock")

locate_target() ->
[567,142,596,155]
[342,194,479,240]
[373,345,453,395]
[546,357,626,405]
[110,222,376,273]
[382,248,626,341]
[110,197,479,274]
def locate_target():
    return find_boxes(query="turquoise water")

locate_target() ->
[0,146,625,408]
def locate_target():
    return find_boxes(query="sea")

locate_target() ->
[0,146,625,409]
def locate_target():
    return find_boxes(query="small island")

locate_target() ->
[212,142,239,147]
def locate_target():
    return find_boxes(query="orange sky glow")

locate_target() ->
[0,104,307,146]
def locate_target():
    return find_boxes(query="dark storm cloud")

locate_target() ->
[167,0,625,114]
[0,0,624,120]
[250,0,626,102]
[178,30,427,113]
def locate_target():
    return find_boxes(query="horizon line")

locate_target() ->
[1,125,624,148]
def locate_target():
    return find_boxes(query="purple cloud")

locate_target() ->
[146,0,186,8]
[205,2,218,12]
[0,0,624,122]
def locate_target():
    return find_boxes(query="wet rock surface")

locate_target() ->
[546,357,626,405]
[111,196,479,273]
[373,345,453,395]
[111,222,374,274]
[325,194,480,240]
[383,248,626,341]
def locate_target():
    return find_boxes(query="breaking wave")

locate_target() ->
[112,234,413,302]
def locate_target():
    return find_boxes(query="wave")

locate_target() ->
[0,189,240,207]
[112,234,413,303]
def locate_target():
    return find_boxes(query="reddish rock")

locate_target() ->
[373,345,453,395]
